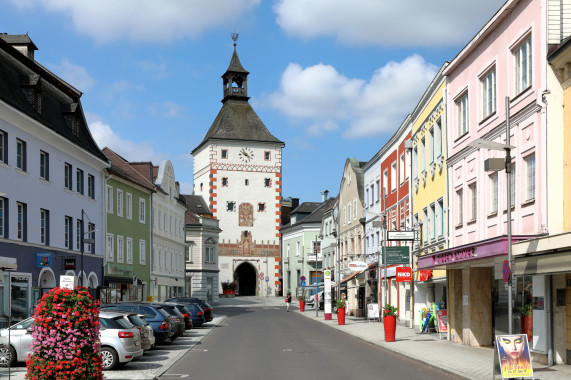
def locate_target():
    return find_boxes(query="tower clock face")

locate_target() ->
[239,147,254,162]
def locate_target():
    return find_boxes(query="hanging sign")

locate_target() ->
[348,261,367,272]
[387,230,415,241]
[396,267,412,282]
[382,246,410,265]
[419,270,431,282]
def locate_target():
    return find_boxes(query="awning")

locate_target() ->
[0,256,17,270]
[513,232,571,276]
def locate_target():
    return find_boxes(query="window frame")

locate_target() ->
[139,239,146,265]
[40,150,49,181]
[456,92,469,138]
[17,202,26,242]
[0,129,7,164]
[16,138,27,171]
[0,197,5,238]
[88,174,95,199]
[40,209,49,245]
[221,149,228,159]
[116,189,123,217]
[514,36,532,95]
[106,233,114,261]
[126,193,132,219]
[481,66,496,119]
[65,163,73,191]
[117,235,124,263]
[76,168,84,195]
[139,198,146,223]
[524,154,535,202]
[469,182,477,222]
[456,189,463,227]
[391,161,397,193]
[64,215,72,249]
[490,172,499,214]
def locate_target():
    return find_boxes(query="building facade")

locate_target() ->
[192,41,284,296]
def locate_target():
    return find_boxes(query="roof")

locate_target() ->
[224,48,248,75]
[281,197,336,231]
[192,99,283,154]
[181,194,212,216]
[291,202,321,215]
[102,147,156,192]
[0,33,38,51]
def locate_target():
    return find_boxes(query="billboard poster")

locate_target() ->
[324,269,332,320]
[496,334,533,378]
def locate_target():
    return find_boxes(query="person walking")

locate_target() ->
[285,292,292,312]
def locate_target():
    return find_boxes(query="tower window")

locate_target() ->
[245,179,249,186]
[264,151,271,160]
[258,203,266,212]
[221,149,228,159]
[222,177,228,187]
[264,178,271,187]
[227,201,236,211]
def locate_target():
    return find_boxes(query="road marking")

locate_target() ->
[283,348,293,352]
[162,375,189,378]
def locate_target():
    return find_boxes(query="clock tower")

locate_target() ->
[191,35,284,296]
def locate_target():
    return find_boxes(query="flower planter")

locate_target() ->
[337,308,345,325]
[521,315,533,341]
[384,315,396,342]
[299,300,305,312]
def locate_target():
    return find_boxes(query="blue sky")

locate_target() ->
[3,0,505,202]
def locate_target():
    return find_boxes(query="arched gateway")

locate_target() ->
[234,262,257,296]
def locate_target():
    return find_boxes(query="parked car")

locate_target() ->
[99,310,144,370]
[154,303,185,338]
[166,297,214,323]
[166,302,193,330]
[111,310,155,351]
[182,302,206,327]
[0,311,144,370]
[101,303,175,344]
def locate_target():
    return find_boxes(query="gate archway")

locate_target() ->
[234,262,257,296]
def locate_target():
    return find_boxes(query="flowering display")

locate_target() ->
[25,287,102,380]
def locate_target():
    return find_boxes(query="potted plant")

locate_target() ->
[382,303,398,342]
[336,299,346,325]
[519,303,533,341]
[298,295,306,312]
[221,281,237,297]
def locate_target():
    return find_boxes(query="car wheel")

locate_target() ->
[101,346,119,371]
[0,345,16,367]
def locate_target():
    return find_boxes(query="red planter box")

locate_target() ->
[384,315,396,342]
[299,300,305,312]
[337,308,345,325]
[521,315,533,341]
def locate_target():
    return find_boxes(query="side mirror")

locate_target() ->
[26,326,33,333]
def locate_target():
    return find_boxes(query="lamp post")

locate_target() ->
[80,209,95,288]
[468,96,515,334]
[404,139,415,329]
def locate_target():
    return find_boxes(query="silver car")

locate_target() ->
[109,310,155,351]
[0,311,144,370]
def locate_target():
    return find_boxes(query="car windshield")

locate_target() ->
[157,308,170,319]
[10,317,34,330]
[176,305,191,315]
[127,314,146,326]
[101,316,134,329]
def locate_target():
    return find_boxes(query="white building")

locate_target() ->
[192,40,284,296]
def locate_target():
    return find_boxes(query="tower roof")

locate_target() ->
[224,48,249,75]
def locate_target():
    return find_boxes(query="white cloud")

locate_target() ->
[110,80,144,93]
[48,59,94,91]
[275,0,505,46]
[147,101,185,118]
[86,113,167,163]
[16,0,261,44]
[266,55,438,138]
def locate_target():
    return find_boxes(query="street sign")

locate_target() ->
[381,246,410,265]
[301,280,306,287]
[300,276,306,282]
[259,272,264,280]
[502,260,510,282]
[387,230,415,241]
[265,276,269,282]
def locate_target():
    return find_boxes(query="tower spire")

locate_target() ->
[222,33,249,103]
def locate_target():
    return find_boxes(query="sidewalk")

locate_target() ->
[295,303,571,380]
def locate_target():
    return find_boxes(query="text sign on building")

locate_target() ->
[387,230,415,241]
[382,246,410,265]
[433,247,477,265]
[396,267,412,282]
[36,252,51,267]
[64,257,76,270]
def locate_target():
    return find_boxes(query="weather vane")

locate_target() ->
[232,32,239,47]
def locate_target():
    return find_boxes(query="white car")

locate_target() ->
[0,311,144,370]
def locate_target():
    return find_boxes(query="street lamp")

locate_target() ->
[468,96,515,334]
[404,139,415,330]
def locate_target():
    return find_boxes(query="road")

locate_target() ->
[160,303,460,380]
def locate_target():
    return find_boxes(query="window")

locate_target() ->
[65,163,73,190]
[469,183,477,221]
[514,37,532,95]
[370,184,374,205]
[40,209,49,245]
[117,189,123,217]
[482,67,496,118]
[457,189,463,226]
[106,234,114,260]
[457,93,469,137]
[376,180,380,202]
[40,151,49,180]
[510,163,516,207]
[287,244,290,258]
[185,244,192,262]
[76,219,82,250]
[391,161,397,192]
[139,198,146,223]
[16,202,26,241]
[365,188,369,208]
[421,137,426,173]
[434,118,442,160]
[87,222,95,254]
[127,238,133,264]
[487,172,498,214]
[227,201,235,212]
[0,129,6,164]
[117,236,124,263]
[525,154,535,201]
[437,199,444,237]
[139,239,146,265]
[400,153,405,184]
[412,146,418,183]
[206,246,215,263]
[76,169,84,195]
[245,179,249,186]
[258,203,266,212]
[383,170,388,198]
[313,241,321,254]
[429,203,436,240]
[222,177,228,187]
[264,151,271,160]
[126,193,132,219]
[264,178,271,187]
[0,197,5,238]
[347,203,351,224]
[88,174,95,199]
[296,241,300,256]
[65,216,72,248]
[106,186,113,213]
[422,208,428,243]
[221,149,228,159]
[16,139,26,171]
[429,128,435,165]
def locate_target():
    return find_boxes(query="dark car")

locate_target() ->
[183,302,206,327]
[101,303,175,344]
[155,303,185,338]
[166,297,214,323]
[166,302,193,330]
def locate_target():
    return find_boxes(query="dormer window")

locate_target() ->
[63,103,80,138]
[20,75,42,114]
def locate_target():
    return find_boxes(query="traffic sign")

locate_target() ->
[301,280,306,287]
[300,276,306,282]
[265,276,269,282]
[259,272,264,280]
[502,260,510,282]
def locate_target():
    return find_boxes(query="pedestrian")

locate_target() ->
[285,292,292,312]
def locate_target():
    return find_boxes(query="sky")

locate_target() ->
[2,0,506,202]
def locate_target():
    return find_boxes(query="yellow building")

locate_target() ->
[409,63,448,331]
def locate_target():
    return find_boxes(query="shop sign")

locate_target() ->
[434,247,477,265]
[396,267,412,282]
[60,275,75,290]
[348,261,367,272]
[64,257,76,270]
[36,252,51,267]
[419,270,431,281]
[387,230,415,241]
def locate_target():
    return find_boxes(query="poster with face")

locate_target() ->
[496,334,533,378]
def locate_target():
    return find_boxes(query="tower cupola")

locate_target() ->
[222,33,249,103]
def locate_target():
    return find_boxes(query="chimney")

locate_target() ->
[292,198,300,209]
[0,33,38,60]
[321,190,329,202]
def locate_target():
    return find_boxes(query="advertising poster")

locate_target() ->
[436,310,448,333]
[496,334,533,378]
[324,270,332,320]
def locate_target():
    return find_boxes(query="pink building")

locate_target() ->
[419,0,548,348]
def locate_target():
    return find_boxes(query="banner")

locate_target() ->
[436,310,448,333]
[396,266,412,282]
[496,334,533,378]
[324,269,332,319]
